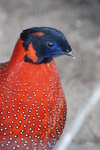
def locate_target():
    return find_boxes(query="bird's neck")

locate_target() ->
[10,38,26,65]
[6,57,58,89]
[7,38,59,84]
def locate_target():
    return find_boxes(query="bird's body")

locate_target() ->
[0,27,74,150]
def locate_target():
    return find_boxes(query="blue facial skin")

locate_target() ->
[45,41,63,57]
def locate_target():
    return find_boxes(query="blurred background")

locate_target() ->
[0,0,100,149]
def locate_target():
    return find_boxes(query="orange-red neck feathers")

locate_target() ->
[10,38,38,65]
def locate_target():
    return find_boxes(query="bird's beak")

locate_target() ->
[66,50,75,59]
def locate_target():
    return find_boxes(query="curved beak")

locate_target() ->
[66,50,75,59]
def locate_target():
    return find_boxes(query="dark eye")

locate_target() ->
[47,42,54,48]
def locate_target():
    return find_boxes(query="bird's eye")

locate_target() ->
[47,42,54,48]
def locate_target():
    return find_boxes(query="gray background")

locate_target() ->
[0,0,100,149]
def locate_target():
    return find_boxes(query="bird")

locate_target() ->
[0,27,74,150]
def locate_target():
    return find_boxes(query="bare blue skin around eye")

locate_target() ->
[45,41,62,56]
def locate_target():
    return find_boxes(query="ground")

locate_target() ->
[0,0,100,149]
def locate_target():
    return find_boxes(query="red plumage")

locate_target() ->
[0,27,74,150]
